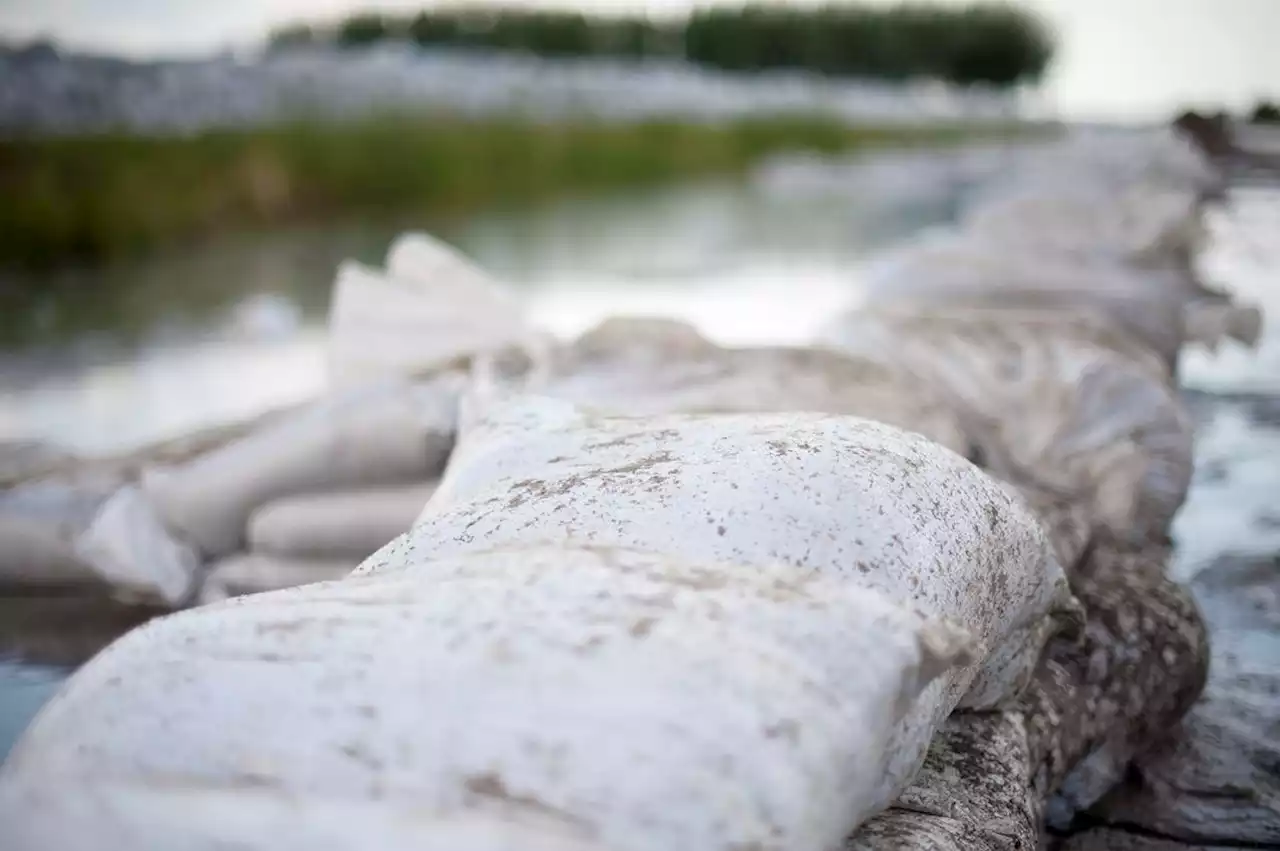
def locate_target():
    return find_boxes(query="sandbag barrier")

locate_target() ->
[0,127,1268,849]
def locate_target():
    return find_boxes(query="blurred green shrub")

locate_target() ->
[1251,101,1280,125]
[0,114,1034,268]
[271,3,1054,87]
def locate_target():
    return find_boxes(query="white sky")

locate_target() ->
[1,0,1277,121]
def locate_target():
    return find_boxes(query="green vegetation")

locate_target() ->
[270,4,1055,88]
[0,114,1037,270]
[1251,101,1280,125]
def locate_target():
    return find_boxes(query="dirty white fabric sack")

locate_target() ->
[142,377,460,558]
[374,395,1071,808]
[73,485,202,607]
[820,307,1193,544]
[0,476,119,590]
[986,128,1224,200]
[328,232,551,387]
[961,182,1209,268]
[487,317,971,457]
[197,553,356,603]
[247,483,438,561]
[0,545,970,851]
[857,230,1191,366]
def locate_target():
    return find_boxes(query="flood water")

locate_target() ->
[0,167,963,457]
[1,154,1277,764]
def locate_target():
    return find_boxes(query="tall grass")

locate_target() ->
[0,114,1032,269]
[270,4,1055,87]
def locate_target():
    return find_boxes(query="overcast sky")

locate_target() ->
[2,0,1277,121]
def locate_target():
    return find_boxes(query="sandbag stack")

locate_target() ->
[0,233,542,606]
[0,127,1268,849]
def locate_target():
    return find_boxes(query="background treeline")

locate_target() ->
[269,4,1055,88]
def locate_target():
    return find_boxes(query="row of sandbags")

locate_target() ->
[0,129,1262,849]
[0,378,456,605]
[0,234,535,606]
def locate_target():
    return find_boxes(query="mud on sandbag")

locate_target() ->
[328,232,552,388]
[482,316,972,459]
[1083,554,1280,847]
[368,394,1074,812]
[850,536,1209,850]
[141,376,461,558]
[197,554,357,604]
[246,483,438,561]
[0,545,971,851]
[820,307,1194,545]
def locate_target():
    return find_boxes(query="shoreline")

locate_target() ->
[0,115,1043,270]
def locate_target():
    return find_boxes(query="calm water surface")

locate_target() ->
[0,173,961,456]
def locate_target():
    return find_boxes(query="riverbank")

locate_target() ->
[0,115,1043,269]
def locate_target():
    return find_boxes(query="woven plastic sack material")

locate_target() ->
[857,231,1190,367]
[197,554,356,604]
[328,232,552,387]
[142,377,460,559]
[247,483,438,561]
[371,395,1071,810]
[484,317,971,458]
[0,545,970,851]
[820,307,1194,544]
[73,485,202,607]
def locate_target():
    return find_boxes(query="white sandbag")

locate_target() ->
[0,544,969,851]
[857,230,1190,366]
[142,377,460,558]
[374,395,1070,807]
[0,517,100,589]
[73,485,201,607]
[328,232,551,387]
[197,553,355,604]
[0,477,118,590]
[247,483,438,560]
[492,317,971,457]
[961,182,1209,268]
[820,307,1194,543]
[990,128,1224,200]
